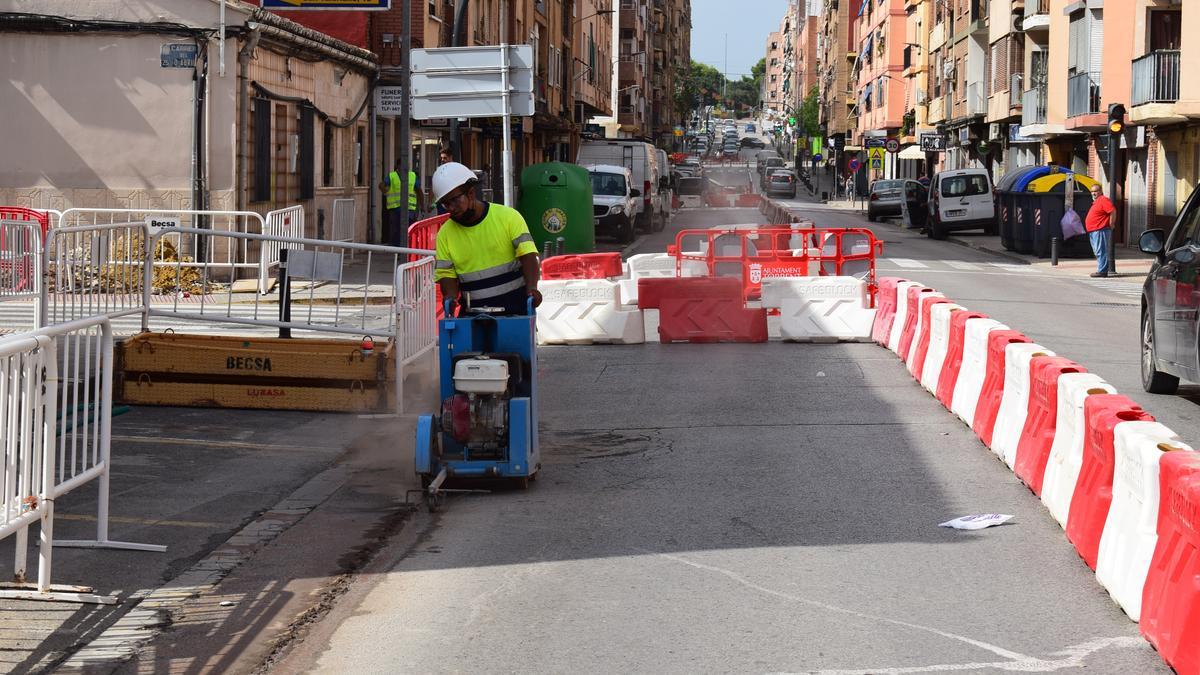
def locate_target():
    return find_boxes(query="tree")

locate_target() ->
[800,85,819,137]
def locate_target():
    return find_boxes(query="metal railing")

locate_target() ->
[1132,50,1181,106]
[1022,87,1047,125]
[1027,0,1049,16]
[0,316,163,605]
[394,257,437,414]
[330,198,356,245]
[0,220,43,304]
[44,223,153,330]
[1068,72,1102,117]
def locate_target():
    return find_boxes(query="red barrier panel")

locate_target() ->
[897,286,938,363]
[935,310,989,408]
[907,295,953,379]
[1140,451,1200,675]
[1012,357,1087,495]
[972,330,1033,445]
[870,277,908,346]
[0,206,50,234]
[1065,395,1154,569]
[638,277,767,343]
[735,193,761,208]
[541,253,624,280]
[407,213,448,260]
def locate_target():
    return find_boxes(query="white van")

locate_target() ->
[927,168,998,239]
[577,140,667,233]
[585,165,639,244]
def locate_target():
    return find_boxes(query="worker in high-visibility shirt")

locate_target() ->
[431,162,541,315]
[379,158,424,247]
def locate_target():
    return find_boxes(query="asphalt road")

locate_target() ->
[278,204,1172,674]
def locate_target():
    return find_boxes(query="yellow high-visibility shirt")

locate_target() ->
[434,203,538,302]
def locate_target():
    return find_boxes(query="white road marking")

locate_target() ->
[890,258,929,269]
[645,549,1033,662]
[1083,280,1142,298]
[798,636,1147,674]
[946,261,980,270]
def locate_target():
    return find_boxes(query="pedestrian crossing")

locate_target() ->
[884,258,1035,273]
[1082,279,1143,298]
[881,256,1144,300]
[0,301,396,337]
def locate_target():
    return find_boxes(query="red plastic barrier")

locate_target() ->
[972,330,1033,445]
[0,206,50,234]
[1012,357,1087,495]
[897,286,938,363]
[407,213,448,260]
[1065,395,1155,569]
[935,310,989,408]
[541,253,624,280]
[735,193,761,208]
[907,295,953,379]
[638,277,767,343]
[1140,451,1200,675]
[870,277,908,346]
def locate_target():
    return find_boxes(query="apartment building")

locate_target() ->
[574,0,614,132]
[765,31,785,113]
[650,0,691,150]
[853,0,907,179]
[795,11,820,101]
[617,0,650,135]
[982,0,1029,177]
[900,0,933,174]
[819,0,863,179]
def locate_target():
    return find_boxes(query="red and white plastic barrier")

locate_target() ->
[902,291,946,366]
[1140,450,1200,675]
[948,318,1007,425]
[1040,374,1117,528]
[1012,357,1087,494]
[887,282,926,354]
[992,344,1055,467]
[870,277,907,345]
[919,302,965,394]
[1095,423,1193,622]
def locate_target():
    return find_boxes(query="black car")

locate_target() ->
[1138,185,1200,393]
[740,137,766,149]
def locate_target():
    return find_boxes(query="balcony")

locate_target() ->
[1132,50,1181,107]
[1009,73,1023,109]
[966,82,986,116]
[1021,87,1047,126]
[1067,72,1101,118]
[1023,0,1050,34]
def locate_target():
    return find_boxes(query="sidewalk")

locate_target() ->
[768,192,1152,283]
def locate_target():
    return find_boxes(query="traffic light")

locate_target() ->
[1108,103,1126,135]
[788,116,796,126]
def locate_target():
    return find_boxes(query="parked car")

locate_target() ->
[674,158,702,177]
[757,155,785,184]
[745,123,756,133]
[1138,185,1200,394]
[765,170,798,199]
[586,164,640,244]
[577,139,667,233]
[926,168,997,239]
[867,179,928,226]
[740,137,766,149]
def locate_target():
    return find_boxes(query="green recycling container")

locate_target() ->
[518,162,594,254]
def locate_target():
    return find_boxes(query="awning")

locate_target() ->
[898,145,926,160]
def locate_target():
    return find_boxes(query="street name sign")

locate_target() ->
[866,139,886,149]
[160,44,198,68]
[375,86,405,118]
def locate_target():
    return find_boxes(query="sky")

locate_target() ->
[689,0,792,81]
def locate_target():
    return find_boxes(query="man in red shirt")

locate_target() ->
[1085,184,1115,277]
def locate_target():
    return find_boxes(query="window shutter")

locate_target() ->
[252,99,271,203]
[299,105,314,200]
[1088,9,1104,80]
[1165,151,1179,217]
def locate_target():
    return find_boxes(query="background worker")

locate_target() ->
[380,158,424,247]
[431,162,541,315]
[435,147,453,215]
[1085,183,1116,277]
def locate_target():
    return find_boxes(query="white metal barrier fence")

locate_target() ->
[43,223,150,330]
[262,205,305,292]
[0,317,162,605]
[330,198,356,245]
[394,256,437,414]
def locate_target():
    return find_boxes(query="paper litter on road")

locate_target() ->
[939,514,1014,530]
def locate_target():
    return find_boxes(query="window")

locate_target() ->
[299,105,314,200]
[940,175,990,197]
[355,126,364,187]
[322,122,335,187]
[251,98,270,203]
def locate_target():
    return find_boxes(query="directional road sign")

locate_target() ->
[410,46,534,120]
[885,138,900,154]
[262,0,390,8]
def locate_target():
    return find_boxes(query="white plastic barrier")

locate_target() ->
[886,281,925,354]
[536,279,645,345]
[991,343,1056,467]
[1040,374,1118,528]
[760,277,875,342]
[950,318,1007,425]
[919,303,965,393]
[617,253,704,307]
[1095,423,1194,622]
[904,291,945,364]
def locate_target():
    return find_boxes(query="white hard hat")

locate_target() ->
[431,162,478,203]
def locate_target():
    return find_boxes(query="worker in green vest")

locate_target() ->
[379,158,424,247]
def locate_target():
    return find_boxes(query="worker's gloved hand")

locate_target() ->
[528,288,543,309]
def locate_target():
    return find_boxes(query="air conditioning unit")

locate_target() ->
[943,60,956,79]
[1012,14,1025,33]
[988,123,1002,141]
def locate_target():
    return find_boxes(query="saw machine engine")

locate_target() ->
[440,353,523,455]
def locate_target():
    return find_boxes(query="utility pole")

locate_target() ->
[723,33,728,103]
[399,0,412,246]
